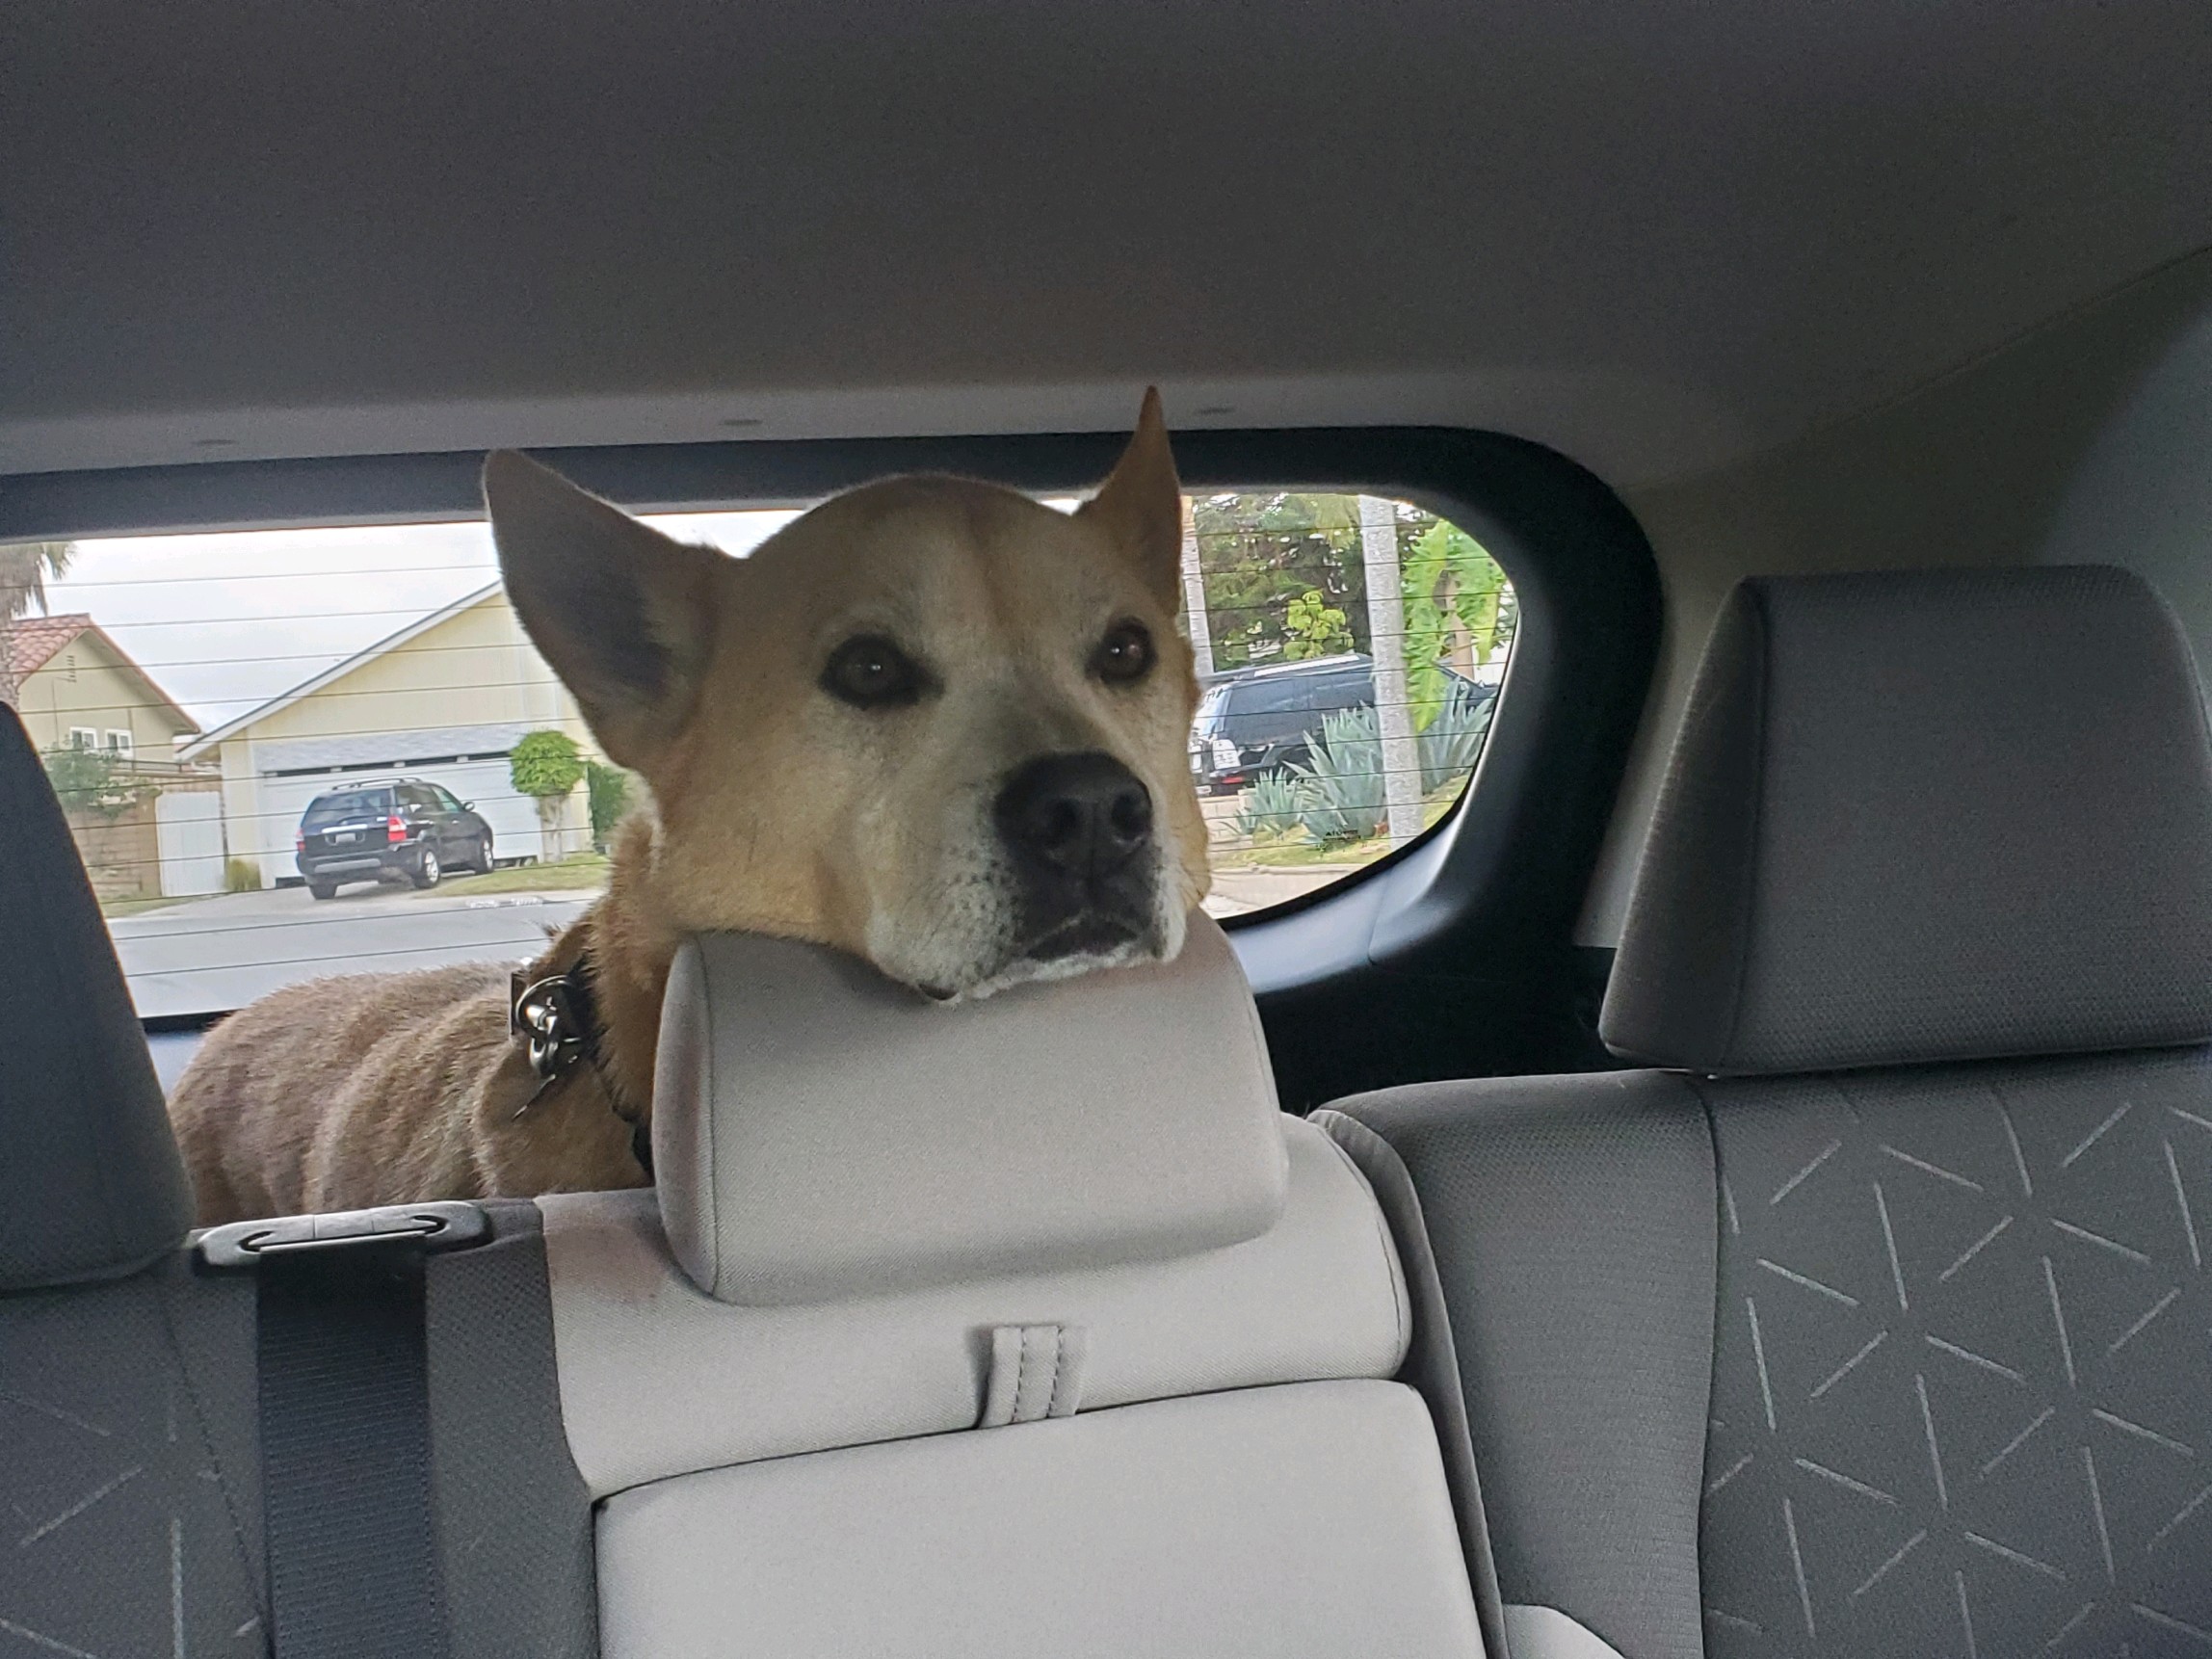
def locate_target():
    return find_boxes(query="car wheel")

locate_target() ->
[470,831,492,873]
[307,880,338,901]
[413,847,441,889]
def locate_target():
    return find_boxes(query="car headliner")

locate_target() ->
[5,1,2210,488]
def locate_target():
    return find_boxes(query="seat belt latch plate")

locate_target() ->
[196,1200,491,1270]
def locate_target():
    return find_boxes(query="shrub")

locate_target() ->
[586,759,636,850]
[224,856,261,893]
[1234,770,1308,841]
[40,744,157,821]
[1417,686,1496,796]
[1292,707,1387,843]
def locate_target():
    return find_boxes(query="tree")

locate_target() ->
[586,758,636,851]
[510,730,586,862]
[1282,589,1354,659]
[1399,518,1509,731]
[0,540,76,707]
[41,743,156,821]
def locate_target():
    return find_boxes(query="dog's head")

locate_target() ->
[484,393,1210,1000]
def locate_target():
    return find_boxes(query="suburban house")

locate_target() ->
[3,613,225,900]
[4,612,199,761]
[181,583,596,886]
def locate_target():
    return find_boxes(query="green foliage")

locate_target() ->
[1234,771,1309,842]
[510,730,586,803]
[1416,686,1496,795]
[1281,589,1353,659]
[1289,707,1388,843]
[1191,493,1370,670]
[1400,519,1509,732]
[224,856,261,893]
[1256,694,1498,846]
[586,759,636,849]
[0,540,75,622]
[41,744,157,822]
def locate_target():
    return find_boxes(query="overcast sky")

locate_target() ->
[40,511,802,730]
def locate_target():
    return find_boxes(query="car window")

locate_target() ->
[5,490,1512,1017]
[302,788,393,826]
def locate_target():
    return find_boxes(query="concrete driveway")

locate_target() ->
[110,876,593,1022]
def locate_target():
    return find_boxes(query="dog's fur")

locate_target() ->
[168,396,1210,1224]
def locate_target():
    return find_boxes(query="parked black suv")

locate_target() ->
[295,778,494,899]
[1187,653,1496,793]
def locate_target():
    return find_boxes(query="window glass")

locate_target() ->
[1,489,1512,1019]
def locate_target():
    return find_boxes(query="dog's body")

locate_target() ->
[169,397,1210,1224]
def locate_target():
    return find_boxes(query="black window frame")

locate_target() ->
[4,427,1660,1099]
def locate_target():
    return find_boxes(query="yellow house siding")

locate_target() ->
[15,636,194,759]
[239,592,588,749]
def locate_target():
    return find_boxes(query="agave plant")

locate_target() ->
[1417,687,1496,796]
[1235,770,1308,841]
[1292,706,1387,843]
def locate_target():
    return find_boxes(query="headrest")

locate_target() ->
[1602,567,2212,1075]
[0,707,194,1291]
[653,913,1289,1304]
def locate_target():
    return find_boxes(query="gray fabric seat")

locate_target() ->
[1327,567,2212,1659]
[0,703,592,1659]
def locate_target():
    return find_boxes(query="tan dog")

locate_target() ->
[168,395,1211,1224]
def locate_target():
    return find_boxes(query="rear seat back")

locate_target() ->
[2,685,1488,1658]
[1330,566,2212,1658]
[553,919,1486,1657]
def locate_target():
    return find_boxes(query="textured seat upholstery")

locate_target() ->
[545,915,1488,1658]
[1330,568,2212,1659]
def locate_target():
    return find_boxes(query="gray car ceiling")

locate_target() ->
[5,0,2210,487]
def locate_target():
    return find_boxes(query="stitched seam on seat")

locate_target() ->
[1717,584,1774,1073]
[1314,1114,1410,1359]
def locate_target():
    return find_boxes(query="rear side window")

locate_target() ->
[303,789,392,825]
[6,488,1512,1018]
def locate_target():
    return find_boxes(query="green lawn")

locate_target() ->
[448,853,611,894]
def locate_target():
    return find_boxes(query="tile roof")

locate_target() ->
[3,612,92,680]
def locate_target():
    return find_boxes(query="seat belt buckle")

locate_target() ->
[195,1200,491,1270]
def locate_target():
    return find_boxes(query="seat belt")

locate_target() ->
[200,1202,490,1659]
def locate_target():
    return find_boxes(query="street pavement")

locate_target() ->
[110,876,593,1022]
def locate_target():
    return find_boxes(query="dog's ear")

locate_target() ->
[1077,387,1183,608]
[484,451,723,772]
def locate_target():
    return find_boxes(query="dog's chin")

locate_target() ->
[914,913,1174,1006]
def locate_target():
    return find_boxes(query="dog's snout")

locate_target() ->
[995,751,1154,880]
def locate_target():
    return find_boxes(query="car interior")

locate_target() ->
[5,4,2211,1656]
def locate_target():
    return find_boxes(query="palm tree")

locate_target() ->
[0,540,77,708]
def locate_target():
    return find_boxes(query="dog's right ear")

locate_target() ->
[484,451,724,773]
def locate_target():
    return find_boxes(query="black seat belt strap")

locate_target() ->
[199,1202,489,1659]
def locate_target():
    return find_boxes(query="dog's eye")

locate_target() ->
[1093,620,1155,685]
[822,635,923,708]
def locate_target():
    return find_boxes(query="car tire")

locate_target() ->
[469,831,492,873]
[307,880,338,901]
[413,847,441,889]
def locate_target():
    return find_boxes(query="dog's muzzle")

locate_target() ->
[991,750,1160,959]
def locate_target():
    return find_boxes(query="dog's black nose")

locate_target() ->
[994,751,1154,880]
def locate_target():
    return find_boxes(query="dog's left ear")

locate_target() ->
[1077,387,1183,608]
[484,451,724,774]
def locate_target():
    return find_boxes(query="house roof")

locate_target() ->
[180,581,504,759]
[7,612,200,734]
[6,612,92,680]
